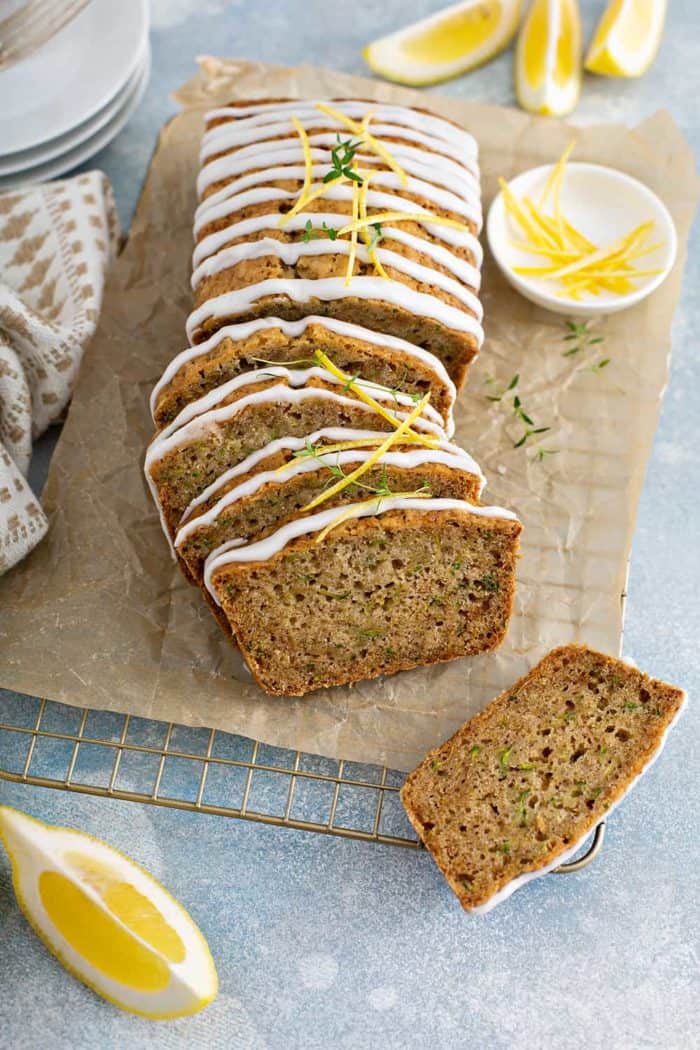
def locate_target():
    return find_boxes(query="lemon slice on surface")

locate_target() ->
[584,0,667,77]
[0,805,218,1019]
[363,0,523,87]
[515,0,582,116]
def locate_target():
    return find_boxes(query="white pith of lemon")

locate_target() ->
[0,805,218,1019]
[584,0,667,78]
[515,0,582,117]
[363,1,523,87]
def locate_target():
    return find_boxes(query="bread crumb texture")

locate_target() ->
[400,645,685,912]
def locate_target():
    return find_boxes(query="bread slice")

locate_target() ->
[176,448,484,583]
[186,282,482,387]
[150,317,457,430]
[145,379,448,537]
[400,645,686,914]
[204,498,521,696]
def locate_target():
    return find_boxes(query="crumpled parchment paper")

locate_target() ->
[0,58,697,771]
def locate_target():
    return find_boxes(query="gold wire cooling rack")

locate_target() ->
[0,692,605,871]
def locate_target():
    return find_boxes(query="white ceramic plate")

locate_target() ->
[0,46,151,190]
[486,163,677,319]
[0,40,149,176]
[0,0,149,156]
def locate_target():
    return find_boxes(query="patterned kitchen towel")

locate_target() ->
[0,172,120,574]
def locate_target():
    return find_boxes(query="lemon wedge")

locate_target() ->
[515,0,582,116]
[584,0,666,77]
[0,805,218,1019]
[363,0,523,87]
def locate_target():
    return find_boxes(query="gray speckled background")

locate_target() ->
[1,2,699,1047]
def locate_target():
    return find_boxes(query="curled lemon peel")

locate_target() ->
[279,109,472,276]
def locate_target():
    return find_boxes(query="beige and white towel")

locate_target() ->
[0,172,119,574]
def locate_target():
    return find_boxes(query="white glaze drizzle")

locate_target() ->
[194,190,480,262]
[201,115,475,174]
[194,165,481,239]
[203,101,478,157]
[198,145,478,218]
[150,315,456,423]
[198,140,478,203]
[204,496,519,598]
[191,236,482,322]
[156,365,449,447]
[468,691,688,915]
[179,426,477,526]
[175,446,483,550]
[192,201,482,283]
[186,277,484,347]
[145,382,446,476]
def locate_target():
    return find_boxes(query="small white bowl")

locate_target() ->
[486,162,677,319]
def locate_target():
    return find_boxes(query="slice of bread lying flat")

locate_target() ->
[400,645,685,914]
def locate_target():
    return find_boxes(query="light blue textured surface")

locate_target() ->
[1,2,699,1047]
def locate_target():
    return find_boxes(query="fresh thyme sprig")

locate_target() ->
[512,392,551,448]
[301,219,338,244]
[485,374,552,450]
[323,134,364,184]
[291,438,324,462]
[367,221,384,251]
[562,320,603,356]
[563,320,610,373]
[486,373,519,403]
[290,445,431,501]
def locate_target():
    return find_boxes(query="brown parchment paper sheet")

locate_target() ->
[1,59,698,771]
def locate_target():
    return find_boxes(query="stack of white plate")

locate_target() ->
[0,0,150,189]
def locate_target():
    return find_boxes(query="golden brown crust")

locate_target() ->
[400,645,685,912]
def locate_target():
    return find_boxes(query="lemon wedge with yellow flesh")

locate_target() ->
[515,0,582,116]
[0,805,218,1019]
[585,0,667,77]
[363,0,523,87]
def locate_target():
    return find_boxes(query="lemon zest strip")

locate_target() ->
[337,209,471,237]
[358,170,390,280]
[278,118,318,226]
[274,435,428,474]
[312,349,437,448]
[315,489,431,544]
[302,394,431,512]
[315,102,408,186]
[345,180,360,285]
[539,141,576,207]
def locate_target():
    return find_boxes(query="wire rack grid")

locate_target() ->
[0,690,605,872]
